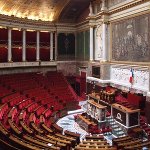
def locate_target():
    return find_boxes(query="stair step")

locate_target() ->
[113,128,122,132]
[111,124,118,127]
[110,122,116,125]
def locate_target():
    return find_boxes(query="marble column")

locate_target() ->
[22,30,26,61]
[102,22,108,61]
[90,26,94,61]
[36,31,40,61]
[55,32,57,60]
[50,32,53,61]
[8,28,12,62]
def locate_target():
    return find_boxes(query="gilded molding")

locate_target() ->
[108,0,149,15]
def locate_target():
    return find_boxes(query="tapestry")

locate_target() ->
[111,14,150,62]
[57,33,75,60]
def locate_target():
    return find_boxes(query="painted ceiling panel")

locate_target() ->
[0,0,90,22]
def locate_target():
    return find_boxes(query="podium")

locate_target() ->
[112,103,140,128]
[87,100,107,122]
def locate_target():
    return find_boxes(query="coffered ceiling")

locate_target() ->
[0,0,91,23]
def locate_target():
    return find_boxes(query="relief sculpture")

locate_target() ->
[112,14,150,62]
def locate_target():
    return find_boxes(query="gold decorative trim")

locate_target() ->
[108,0,149,15]
[110,61,150,67]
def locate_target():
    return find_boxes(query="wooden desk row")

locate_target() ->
[112,136,132,145]
[83,140,107,144]
[112,135,150,150]
[79,141,109,147]
[30,122,44,134]
[64,130,80,144]
[51,123,63,133]
[85,135,104,140]
[9,134,43,150]
[75,145,117,150]
[20,120,33,134]
[6,110,76,149]
[0,122,9,136]
[124,140,150,150]
[77,114,96,126]
[8,119,22,135]
[117,139,142,148]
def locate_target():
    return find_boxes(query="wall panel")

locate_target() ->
[111,13,150,62]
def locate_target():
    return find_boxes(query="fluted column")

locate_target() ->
[36,31,40,61]
[102,21,109,61]
[55,32,57,60]
[102,22,108,61]
[50,32,53,60]
[22,29,26,61]
[90,26,94,61]
[8,28,12,62]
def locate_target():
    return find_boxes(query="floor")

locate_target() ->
[56,101,115,144]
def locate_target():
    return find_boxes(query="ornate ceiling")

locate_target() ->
[0,0,91,23]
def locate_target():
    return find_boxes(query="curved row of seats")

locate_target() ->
[0,72,81,149]
[75,135,117,150]
[1,72,149,150]
[112,135,150,150]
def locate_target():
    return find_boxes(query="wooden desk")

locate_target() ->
[85,135,104,140]
[0,122,9,136]
[64,130,80,144]
[76,114,93,131]
[124,140,150,150]
[132,127,143,138]
[41,123,53,133]
[51,123,63,133]
[31,122,44,134]
[79,142,109,147]
[8,119,22,135]
[20,120,33,134]
[88,93,112,112]
[55,133,75,141]
[78,115,93,125]
[9,135,42,150]
[23,134,53,148]
[82,140,107,145]
[19,109,25,120]
[35,134,56,144]
[112,136,132,146]
[47,134,70,145]
[56,133,76,146]
[8,107,16,119]
[112,103,140,128]
[117,139,142,148]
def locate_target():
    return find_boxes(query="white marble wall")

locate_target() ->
[94,24,103,60]
[111,66,149,92]
[57,61,76,76]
